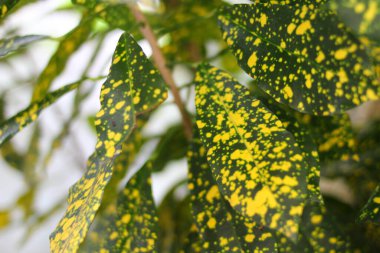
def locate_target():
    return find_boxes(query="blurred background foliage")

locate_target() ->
[0,0,380,252]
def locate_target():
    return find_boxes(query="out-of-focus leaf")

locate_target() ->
[101,162,159,252]
[32,20,92,101]
[151,124,187,172]
[218,4,379,115]
[195,64,307,240]
[0,35,48,57]
[297,113,358,164]
[328,0,380,44]
[0,210,10,229]
[0,82,79,147]
[179,224,203,253]
[0,0,20,18]
[49,33,167,253]
[73,0,134,30]
[359,184,380,223]
[156,0,223,63]
[158,182,192,253]
[188,133,278,252]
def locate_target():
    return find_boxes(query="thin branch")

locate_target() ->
[130,4,193,140]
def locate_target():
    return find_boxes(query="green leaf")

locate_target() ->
[218,3,379,115]
[328,0,380,44]
[151,124,188,172]
[188,133,278,252]
[0,0,20,18]
[49,32,167,253]
[250,84,322,201]
[73,0,134,31]
[295,113,359,165]
[157,182,192,253]
[299,202,351,252]
[179,224,203,253]
[0,82,79,147]
[0,35,47,57]
[32,20,92,101]
[359,184,380,223]
[102,162,159,252]
[195,63,307,240]
[253,0,326,6]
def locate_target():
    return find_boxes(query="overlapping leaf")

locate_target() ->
[49,33,167,253]
[218,3,379,115]
[328,0,380,44]
[0,0,20,18]
[195,64,308,240]
[253,0,326,6]
[32,21,91,101]
[359,184,380,223]
[188,133,278,252]
[0,35,47,57]
[101,162,158,253]
[0,82,79,147]
[72,0,134,31]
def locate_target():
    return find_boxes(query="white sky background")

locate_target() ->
[0,0,252,252]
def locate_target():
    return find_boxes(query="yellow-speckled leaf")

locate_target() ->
[179,224,203,253]
[102,162,159,253]
[32,20,91,101]
[73,0,134,31]
[295,113,359,165]
[0,35,47,57]
[359,184,380,223]
[0,0,20,18]
[195,64,308,240]
[218,3,379,115]
[79,120,145,252]
[49,33,167,253]
[253,0,326,5]
[0,82,79,147]
[328,0,380,43]
[188,132,278,252]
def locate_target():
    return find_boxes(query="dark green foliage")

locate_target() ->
[1,0,380,252]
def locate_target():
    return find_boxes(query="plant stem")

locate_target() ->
[130,4,193,140]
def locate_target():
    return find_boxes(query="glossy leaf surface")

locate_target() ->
[188,134,278,252]
[49,33,167,253]
[195,64,307,240]
[218,4,379,115]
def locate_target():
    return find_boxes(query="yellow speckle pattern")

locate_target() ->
[0,0,19,19]
[103,162,159,252]
[218,3,379,115]
[0,83,79,147]
[328,0,380,44]
[195,64,307,240]
[49,33,167,253]
[359,184,380,223]
[295,113,359,163]
[188,133,278,252]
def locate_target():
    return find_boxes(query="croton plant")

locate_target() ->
[0,0,380,252]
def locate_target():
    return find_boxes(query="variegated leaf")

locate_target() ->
[195,63,308,240]
[49,33,167,253]
[218,3,379,115]
[0,82,79,147]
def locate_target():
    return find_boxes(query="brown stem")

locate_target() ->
[130,4,193,140]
